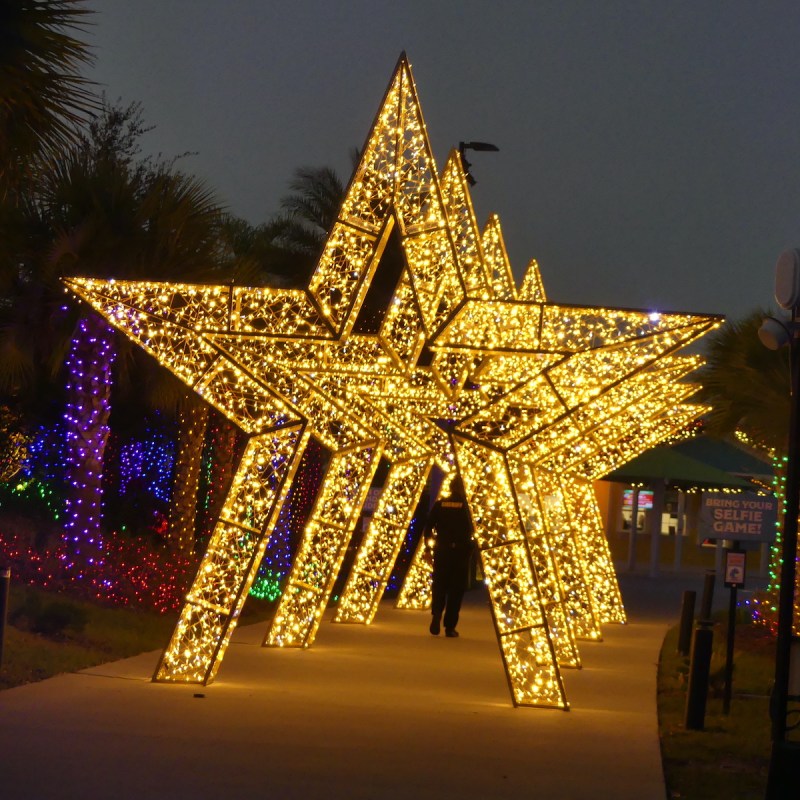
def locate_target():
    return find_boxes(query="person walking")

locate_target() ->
[424,476,474,638]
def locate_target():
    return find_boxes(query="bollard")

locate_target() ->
[699,569,716,622]
[685,621,714,730]
[0,567,9,668]
[766,741,800,798]
[677,590,696,656]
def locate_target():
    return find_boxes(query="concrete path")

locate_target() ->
[0,576,679,800]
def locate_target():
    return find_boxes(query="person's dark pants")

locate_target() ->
[431,546,469,631]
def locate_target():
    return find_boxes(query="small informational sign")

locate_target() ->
[698,492,777,543]
[724,550,746,589]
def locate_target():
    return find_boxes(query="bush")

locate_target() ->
[0,519,199,613]
[32,600,89,636]
[10,590,89,637]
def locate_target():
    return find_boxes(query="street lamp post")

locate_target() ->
[457,141,499,186]
[759,249,800,797]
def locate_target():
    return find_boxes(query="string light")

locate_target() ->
[725,431,794,634]
[61,315,116,575]
[0,422,66,521]
[117,422,175,503]
[197,417,243,543]
[63,55,720,706]
[168,405,210,554]
[0,519,196,612]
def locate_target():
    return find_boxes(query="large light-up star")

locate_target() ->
[65,55,720,708]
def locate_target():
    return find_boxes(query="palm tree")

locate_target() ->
[20,101,223,568]
[269,154,366,287]
[698,310,790,451]
[217,213,294,286]
[1,0,98,286]
[0,0,96,190]
[274,166,345,266]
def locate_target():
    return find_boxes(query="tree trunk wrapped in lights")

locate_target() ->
[62,314,116,572]
[765,454,800,636]
[169,400,210,555]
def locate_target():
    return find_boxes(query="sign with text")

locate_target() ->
[724,550,746,588]
[699,492,777,543]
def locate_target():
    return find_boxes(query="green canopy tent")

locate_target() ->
[602,446,755,490]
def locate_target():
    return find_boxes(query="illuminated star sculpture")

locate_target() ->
[65,54,720,708]
[396,210,710,639]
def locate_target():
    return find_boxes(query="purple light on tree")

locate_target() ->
[61,314,116,574]
[118,423,175,502]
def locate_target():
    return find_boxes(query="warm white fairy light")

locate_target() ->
[64,55,720,707]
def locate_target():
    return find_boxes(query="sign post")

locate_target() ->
[722,545,746,715]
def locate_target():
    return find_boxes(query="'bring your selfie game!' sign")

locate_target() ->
[698,492,777,543]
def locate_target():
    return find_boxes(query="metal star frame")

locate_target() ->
[65,55,721,708]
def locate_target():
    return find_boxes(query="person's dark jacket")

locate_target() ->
[424,495,472,551]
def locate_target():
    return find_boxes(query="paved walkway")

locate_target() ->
[0,574,687,800]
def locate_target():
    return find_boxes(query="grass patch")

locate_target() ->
[0,584,179,690]
[658,614,774,799]
[0,584,276,691]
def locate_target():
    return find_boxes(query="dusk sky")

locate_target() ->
[81,1,800,322]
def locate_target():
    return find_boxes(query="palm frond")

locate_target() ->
[278,164,344,251]
[697,310,791,451]
[0,0,99,195]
